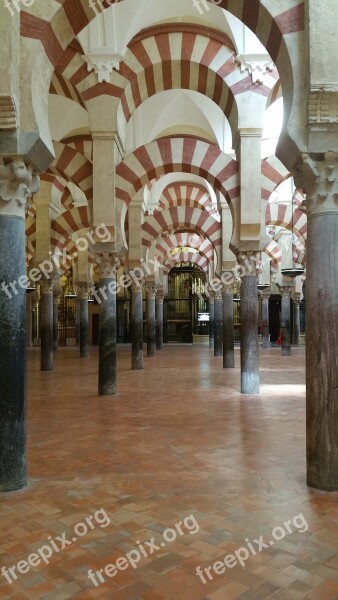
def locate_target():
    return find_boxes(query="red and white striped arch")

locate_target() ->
[266,203,307,241]
[116,137,239,209]
[51,206,91,250]
[22,1,303,100]
[261,156,289,200]
[154,232,214,263]
[162,251,210,275]
[159,182,216,215]
[142,207,221,249]
[48,142,93,203]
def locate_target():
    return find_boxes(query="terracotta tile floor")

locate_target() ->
[1,345,338,600]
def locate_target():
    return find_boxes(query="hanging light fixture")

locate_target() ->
[26,282,36,292]
[87,290,94,302]
[281,190,305,278]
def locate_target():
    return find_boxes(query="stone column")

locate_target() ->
[0,161,38,491]
[293,296,301,345]
[146,286,156,357]
[32,294,38,345]
[280,286,292,356]
[53,281,61,353]
[261,292,270,349]
[40,279,54,371]
[208,292,215,350]
[131,283,144,370]
[98,254,117,395]
[156,291,164,350]
[78,287,89,358]
[295,152,338,490]
[239,252,260,394]
[223,284,235,368]
[214,290,223,357]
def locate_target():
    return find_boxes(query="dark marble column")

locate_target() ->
[223,285,234,368]
[214,291,223,357]
[75,301,80,346]
[306,191,338,489]
[261,292,270,349]
[239,252,260,394]
[156,291,164,350]
[0,162,38,491]
[40,280,54,371]
[0,213,27,491]
[98,265,117,396]
[53,293,59,352]
[280,286,292,356]
[132,284,144,370]
[294,153,338,491]
[293,297,301,345]
[79,291,89,358]
[32,299,37,345]
[146,287,156,357]
[208,293,215,350]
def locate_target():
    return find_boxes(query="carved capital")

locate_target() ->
[155,291,164,304]
[83,52,124,83]
[75,283,89,300]
[0,161,39,217]
[236,54,274,84]
[294,152,338,215]
[146,286,156,300]
[98,252,119,279]
[279,285,293,298]
[237,251,261,277]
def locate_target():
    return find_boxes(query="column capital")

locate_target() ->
[236,251,261,277]
[75,283,89,300]
[279,285,293,298]
[0,161,39,218]
[261,292,270,303]
[214,290,223,300]
[98,252,119,279]
[294,152,338,215]
[40,278,53,294]
[131,281,143,294]
[146,286,156,300]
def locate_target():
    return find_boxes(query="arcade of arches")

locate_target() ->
[0,0,338,598]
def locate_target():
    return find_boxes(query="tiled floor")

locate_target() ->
[1,345,338,600]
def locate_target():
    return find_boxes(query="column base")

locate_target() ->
[241,373,260,395]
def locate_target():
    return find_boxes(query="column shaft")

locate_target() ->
[156,294,164,350]
[307,213,338,490]
[293,301,300,345]
[40,284,53,371]
[214,294,223,357]
[147,289,156,357]
[0,215,27,491]
[261,296,270,349]
[240,276,259,394]
[209,297,214,350]
[132,286,144,369]
[53,298,58,352]
[281,290,291,356]
[223,289,234,368]
[79,297,89,357]
[98,278,116,395]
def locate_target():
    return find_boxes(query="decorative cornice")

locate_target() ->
[309,85,338,124]
[129,23,235,52]
[0,95,18,130]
